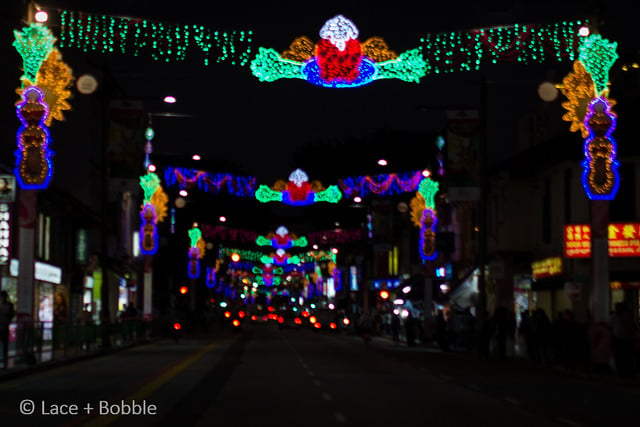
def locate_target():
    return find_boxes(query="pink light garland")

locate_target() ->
[339,171,423,197]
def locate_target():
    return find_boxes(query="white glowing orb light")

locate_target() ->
[353,196,362,203]
[219,216,227,223]
[579,26,590,37]
[192,154,201,161]
[402,286,411,294]
[35,10,48,23]
[377,159,388,166]
[422,169,431,178]
[393,308,400,316]
[393,299,405,305]
[328,303,335,310]
[179,189,188,197]
[400,309,409,319]
[313,244,319,250]
[163,95,177,104]
[148,164,157,172]
[440,284,450,293]
[331,248,338,254]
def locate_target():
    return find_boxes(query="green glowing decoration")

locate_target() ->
[293,236,308,247]
[250,47,304,81]
[418,178,439,210]
[578,34,618,95]
[374,49,426,82]
[188,227,202,247]
[418,20,585,75]
[219,246,264,262]
[140,172,161,203]
[256,236,272,246]
[13,23,57,83]
[255,185,284,203]
[58,10,253,66]
[259,254,301,265]
[313,185,342,203]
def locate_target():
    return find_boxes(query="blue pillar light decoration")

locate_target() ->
[410,176,439,261]
[582,96,619,200]
[139,172,160,255]
[15,85,54,189]
[187,225,205,279]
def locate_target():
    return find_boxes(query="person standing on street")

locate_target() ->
[0,291,15,370]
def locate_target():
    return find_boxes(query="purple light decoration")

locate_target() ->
[206,266,216,288]
[139,204,158,255]
[15,86,54,190]
[187,246,201,279]
[301,57,378,88]
[339,171,424,198]
[419,208,438,261]
[164,166,256,197]
[582,96,620,200]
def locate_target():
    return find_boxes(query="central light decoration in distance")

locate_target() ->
[250,15,426,87]
[255,169,342,205]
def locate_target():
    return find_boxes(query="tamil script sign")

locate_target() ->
[564,223,640,258]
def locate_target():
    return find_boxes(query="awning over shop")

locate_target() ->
[447,268,479,309]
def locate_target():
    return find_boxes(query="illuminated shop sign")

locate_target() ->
[564,223,640,258]
[531,256,563,280]
[9,259,62,284]
[0,203,10,265]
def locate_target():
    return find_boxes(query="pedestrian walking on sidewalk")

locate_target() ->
[0,291,15,370]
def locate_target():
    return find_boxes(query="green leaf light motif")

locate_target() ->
[375,49,427,82]
[255,185,284,203]
[313,185,342,203]
[293,236,308,247]
[578,34,618,95]
[188,227,202,248]
[256,236,272,246]
[418,178,439,210]
[13,23,57,83]
[140,172,161,203]
[250,47,303,82]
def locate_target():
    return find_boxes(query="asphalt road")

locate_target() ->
[0,323,637,426]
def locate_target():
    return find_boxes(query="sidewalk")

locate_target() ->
[363,332,640,387]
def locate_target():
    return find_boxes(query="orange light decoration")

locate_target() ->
[379,290,390,300]
[232,319,240,327]
[309,315,317,324]
[173,322,181,330]
[16,48,73,127]
[224,311,231,318]
[560,60,617,138]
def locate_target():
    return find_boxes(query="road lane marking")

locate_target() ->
[80,341,219,427]
[557,417,582,427]
[322,393,332,401]
[335,412,347,423]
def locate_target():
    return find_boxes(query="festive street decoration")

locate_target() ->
[339,170,424,198]
[410,177,439,261]
[58,9,253,66]
[252,265,284,287]
[139,172,162,255]
[260,249,302,266]
[251,15,426,87]
[578,34,618,95]
[15,86,53,189]
[16,48,73,126]
[164,167,256,197]
[187,225,206,279]
[418,20,585,75]
[582,97,619,200]
[13,23,56,83]
[256,226,308,249]
[255,169,341,205]
[560,60,599,138]
[219,246,265,263]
